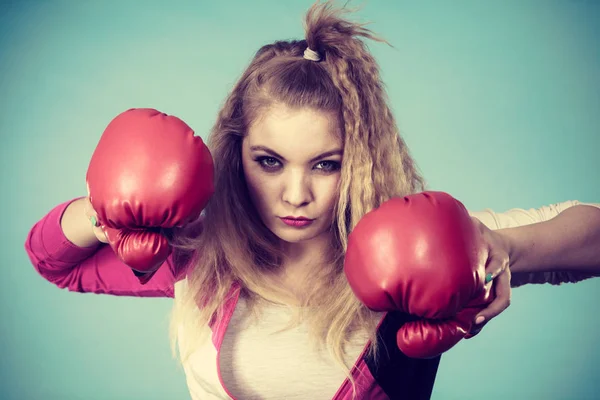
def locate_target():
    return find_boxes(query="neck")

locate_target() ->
[281,231,331,268]
[268,232,333,299]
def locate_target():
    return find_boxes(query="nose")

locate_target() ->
[282,169,312,207]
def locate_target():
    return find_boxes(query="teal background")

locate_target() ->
[2,0,599,399]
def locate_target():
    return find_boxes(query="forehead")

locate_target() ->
[247,104,341,150]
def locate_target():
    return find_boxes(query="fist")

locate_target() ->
[86,108,214,282]
[344,191,493,358]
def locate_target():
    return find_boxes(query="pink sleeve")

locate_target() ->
[24,198,189,298]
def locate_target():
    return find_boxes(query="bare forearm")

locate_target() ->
[61,198,100,248]
[499,205,600,274]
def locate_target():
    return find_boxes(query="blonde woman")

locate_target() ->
[25,2,600,399]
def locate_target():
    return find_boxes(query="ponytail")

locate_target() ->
[303,1,427,247]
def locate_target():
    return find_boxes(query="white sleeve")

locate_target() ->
[468,200,600,288]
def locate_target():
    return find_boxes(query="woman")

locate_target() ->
[24,2,600,399]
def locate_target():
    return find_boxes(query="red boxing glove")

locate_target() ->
[344,191,494,358]
[86,108,214,284]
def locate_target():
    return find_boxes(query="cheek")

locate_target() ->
[316,175,341,210]
[241,153,261,198]
[243,167,276,210]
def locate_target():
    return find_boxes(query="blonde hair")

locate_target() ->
[170,1,427,396]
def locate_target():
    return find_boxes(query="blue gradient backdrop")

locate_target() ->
[2,1,599,399]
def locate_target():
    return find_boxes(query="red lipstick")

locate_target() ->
[280,216,314,227]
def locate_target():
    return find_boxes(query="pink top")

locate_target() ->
[25,197,599,399]
[24,198,441,399]
[25,198,183,298]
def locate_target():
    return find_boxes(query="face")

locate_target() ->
[241,103,343,244]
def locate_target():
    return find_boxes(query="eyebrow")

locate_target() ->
[250,145,343,163]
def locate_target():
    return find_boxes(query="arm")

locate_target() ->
[502,204,600,273]
[469,200,600,287]
[25,198,189,298]
[61,197,103,248]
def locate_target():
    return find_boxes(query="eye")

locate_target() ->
[255,156,281,171]
[314,160,341,172]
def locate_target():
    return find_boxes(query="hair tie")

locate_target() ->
[303,47,321,62]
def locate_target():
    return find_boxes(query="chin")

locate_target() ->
[270,226,325,244]
[273,230,315,243]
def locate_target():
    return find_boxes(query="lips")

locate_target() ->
[279,216,314,227]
